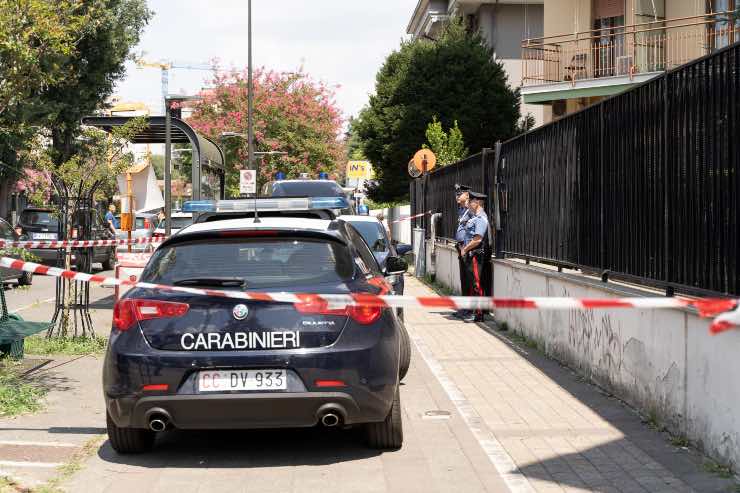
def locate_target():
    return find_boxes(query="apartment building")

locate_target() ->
[407,0,546,127]
[522,0,738,122]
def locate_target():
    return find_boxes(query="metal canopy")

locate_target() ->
[80,116,225,174]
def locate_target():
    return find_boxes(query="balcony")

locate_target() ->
[521,11,739,96]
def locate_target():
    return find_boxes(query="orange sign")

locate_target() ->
[412,149,436,172]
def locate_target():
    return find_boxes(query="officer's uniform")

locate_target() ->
[454,185,471,314]
[461,192,490,321]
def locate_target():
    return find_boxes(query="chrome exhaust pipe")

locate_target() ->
[149,418,167,432]
[147,412,169,432]
[321,413,340,427]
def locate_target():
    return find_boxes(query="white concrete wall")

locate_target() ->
[370,204,412,245]
[426,244,740,470]
[492,259,740,471]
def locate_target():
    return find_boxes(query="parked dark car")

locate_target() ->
[0,217,33,286]
[104,215,408,453]
[269,180,354,214]
[16,207,116,270]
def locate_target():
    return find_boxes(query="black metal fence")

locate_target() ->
[411,41,739,296]
[410,150,495,237]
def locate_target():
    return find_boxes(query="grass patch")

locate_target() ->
[421,274,455,296]
[0,362,46,417]
[34,435,105,493]
[703,460,734,479]
[24,336,107,356]
[670,435,690,448]
[509,331,539,350]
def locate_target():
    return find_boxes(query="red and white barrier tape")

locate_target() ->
[1,256,737,334]
[0,236,166,249]
[390,211,431,224]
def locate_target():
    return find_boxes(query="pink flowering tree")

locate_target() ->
[187,68,345,197]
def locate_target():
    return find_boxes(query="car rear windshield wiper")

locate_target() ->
[173,277,247,288]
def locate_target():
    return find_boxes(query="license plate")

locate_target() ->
[198,369,286,392]
[32,232,57,240]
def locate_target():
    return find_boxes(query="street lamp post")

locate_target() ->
[247,0,255,220]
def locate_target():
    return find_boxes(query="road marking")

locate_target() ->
[0,440,78,448]
[409,330,535,493]
[9,297,55,314]
[0,460,62,468]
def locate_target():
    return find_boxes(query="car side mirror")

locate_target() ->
[395,243,412,256]
[384,256,408,276]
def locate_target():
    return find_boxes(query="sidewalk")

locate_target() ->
[402,276,737,493]
[1,274,736,492]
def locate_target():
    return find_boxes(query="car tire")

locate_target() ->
[17,271,32,286]
[106,412,155,454]
[365,386,403,449]
[399,324,411,381]
[101,248,115,271]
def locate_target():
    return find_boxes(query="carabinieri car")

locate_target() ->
[103,201,408,453]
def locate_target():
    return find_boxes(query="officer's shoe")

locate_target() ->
[463,313,485,323]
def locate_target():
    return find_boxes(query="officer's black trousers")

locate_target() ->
[464,252,486,316]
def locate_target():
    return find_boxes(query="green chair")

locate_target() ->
[0,287,50,359]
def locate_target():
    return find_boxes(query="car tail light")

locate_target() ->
[314,380,346,388]
[144,218,151,229]
[142,384,168,391]
[347,305,382,325]
[294,295,382,325]
[153,232,165,238]
[113,299,189,331]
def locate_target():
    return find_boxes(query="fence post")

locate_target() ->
[663,72,671,294]
[492,141,504,258]
[599,104,605,269]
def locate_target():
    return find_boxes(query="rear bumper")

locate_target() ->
[103,313,401,430]
[107,391,362,429]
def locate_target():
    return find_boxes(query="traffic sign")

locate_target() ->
[240,169,256,194]
[412,149,436,172]
[347,160,372,179]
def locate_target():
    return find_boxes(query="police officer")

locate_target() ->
[460,191,490,323]
[454,184,471,318]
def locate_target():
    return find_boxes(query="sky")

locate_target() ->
[115,0,419,122]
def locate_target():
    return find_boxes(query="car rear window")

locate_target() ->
[20,210,58,228]
[141,238,355,289]
[348,221,388,253]
[271,181,344,197]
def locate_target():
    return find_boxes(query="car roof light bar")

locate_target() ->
[181,196,348,213]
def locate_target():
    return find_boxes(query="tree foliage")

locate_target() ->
[22,118,148,212]
[0,0,151,189]
[355,19,521,202]
[187,68,345,197]
[424,117,467,166]
[41,0,152,165]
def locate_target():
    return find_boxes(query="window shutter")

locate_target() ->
[594,0,625,18]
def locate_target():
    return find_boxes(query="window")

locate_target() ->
[349,221,388,253]
[141,238,355,289]
[20,210,58,228]
[344,226,381,274]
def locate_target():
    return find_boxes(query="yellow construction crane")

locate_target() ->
[135,58,214,114]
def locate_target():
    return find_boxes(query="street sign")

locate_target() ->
[412,149,436,172]
[240,169,256,194]
[347,160,372,179]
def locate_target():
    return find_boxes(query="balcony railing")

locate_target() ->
[522,11,740,86]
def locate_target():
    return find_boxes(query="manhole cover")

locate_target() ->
[422,410,451,420]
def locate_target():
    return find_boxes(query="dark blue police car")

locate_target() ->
[103,198,408,453]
